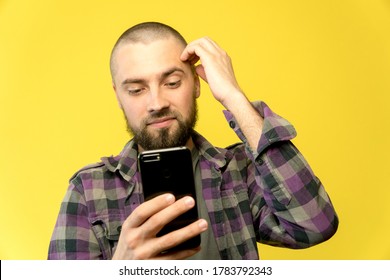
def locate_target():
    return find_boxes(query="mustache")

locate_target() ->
[143,109,180,125]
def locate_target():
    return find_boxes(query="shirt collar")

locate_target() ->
[101,140,139,182]
[191,131,230,170]
[100,132,231,182]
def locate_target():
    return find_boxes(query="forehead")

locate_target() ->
[113,38,188,81]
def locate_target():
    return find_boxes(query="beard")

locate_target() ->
[124,98,198,151]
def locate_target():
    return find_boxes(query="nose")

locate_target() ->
[147,87,170,113]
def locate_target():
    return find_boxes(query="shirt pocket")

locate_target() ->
[220,185,252,232]
[219,185,257,258]
[90,214,123,259]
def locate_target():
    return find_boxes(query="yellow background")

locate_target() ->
[1,0,389,259]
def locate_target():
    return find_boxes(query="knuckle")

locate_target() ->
[160,234,178,249]
[123,231,142,250]
[129,205,152,225]
[132,206,148,220]
[173,203,191,216]
[145,215,164,231]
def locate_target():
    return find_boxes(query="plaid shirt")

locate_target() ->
[48,101,338,260]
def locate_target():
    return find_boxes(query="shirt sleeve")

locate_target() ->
[224,101,339,248]
[48,176,103,260]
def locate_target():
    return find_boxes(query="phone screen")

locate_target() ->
[138,147,200,250]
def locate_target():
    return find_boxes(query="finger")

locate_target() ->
[180,47,200,65]
[152,218,208,255]
[180,38,213,63]
[195,64,207,82]
[199,36,222,51]
[189,54,200,66]
[124,193,175,228]
[153,247,201,260]
[189,37,220,53]
[124,217,206,259]
[141,196,197,236]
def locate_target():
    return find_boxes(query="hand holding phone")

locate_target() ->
[112,193,207,260]
[138,147,201,251]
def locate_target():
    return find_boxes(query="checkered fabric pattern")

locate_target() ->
[48,101,338,259]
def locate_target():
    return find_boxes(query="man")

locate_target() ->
[48,22,338,260]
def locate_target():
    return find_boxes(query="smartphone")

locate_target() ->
[138,146,200,251]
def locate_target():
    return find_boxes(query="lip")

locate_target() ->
[147,117,176,128]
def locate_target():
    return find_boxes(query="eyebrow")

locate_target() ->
[120,67,185,86]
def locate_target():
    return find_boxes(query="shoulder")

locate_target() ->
[225,142,244,151]
[224,142,248,158]
[69,161,107,183]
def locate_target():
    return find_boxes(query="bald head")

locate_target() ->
[110,22,188,81]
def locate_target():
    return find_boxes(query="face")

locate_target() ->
[112,37,200,151]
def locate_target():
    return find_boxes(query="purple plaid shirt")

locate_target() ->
[48,101,338,259]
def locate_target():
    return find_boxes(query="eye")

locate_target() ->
[127,88,144,96]
[165,80,181,89]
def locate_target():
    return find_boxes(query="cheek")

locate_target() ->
[121,105,143,127]
[176,97,195,119]
[177,84,196,105]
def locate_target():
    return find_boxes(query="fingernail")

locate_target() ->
[166,194,175,203]
[185,197,195,207]
[198,220,208,230]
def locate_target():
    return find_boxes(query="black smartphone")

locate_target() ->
[138,146,200,251]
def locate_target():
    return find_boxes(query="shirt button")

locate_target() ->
[229,121,236,128]
[256,158,264,165]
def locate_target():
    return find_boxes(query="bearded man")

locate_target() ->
[48,22,338,260]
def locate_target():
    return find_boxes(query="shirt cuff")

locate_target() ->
[223,101,297,155]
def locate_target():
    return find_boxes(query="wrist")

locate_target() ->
[221,90,250,112]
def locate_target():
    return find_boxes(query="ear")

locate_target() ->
[112,82,123,109]
[194,74,201,98]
